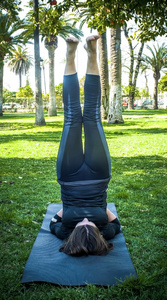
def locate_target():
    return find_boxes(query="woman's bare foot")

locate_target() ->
[64,37,79,75]
[66,37,79,56]
[84,35,100,75]
[84,35,100,54]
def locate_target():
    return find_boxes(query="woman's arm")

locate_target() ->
[51,208,63,223]
[106,208,117,222]
[56,208,63,218]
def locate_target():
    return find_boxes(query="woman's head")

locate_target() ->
[59,224,113,256]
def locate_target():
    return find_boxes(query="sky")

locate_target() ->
[3,0,166,97]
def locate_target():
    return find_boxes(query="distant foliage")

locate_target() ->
[16,85,34,98]
[3,88,16,103]
[158,74,167,92]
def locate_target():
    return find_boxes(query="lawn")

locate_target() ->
[0,110,167,300]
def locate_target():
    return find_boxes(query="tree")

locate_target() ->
[122,85,140,99]
[124,25,144,109]
[66,0,167,41]
[55,82,63,108]
[26,3,83,117]
[140,64,149,95]
[0,1,21,20]
[8,46,32,87]
[158,73,167,93]
[3,88,16,103]
[139,87,150,98]
[108,26,123,124]
[55,1,166,121]
[16,84,34,107]
[33,0,46,126]
[73,7,110,119]
[98,32,109,119]
[0,13,26,116]
[39,6,83,116]
[142,43,167,109]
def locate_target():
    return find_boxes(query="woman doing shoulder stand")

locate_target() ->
[50,35,120,256]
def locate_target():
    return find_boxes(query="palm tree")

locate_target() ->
[0,13,25,115]
[33,0,46,126]
[108,26,124,124]
[8,46,32,87]
[25,4,83,119]
[124,26,144,109]
[74,8,110,120]
[142,43,167,109]
[39,8,83,116]
[41,16,83,116]
[98,32,109,119]
[44,34,58,116]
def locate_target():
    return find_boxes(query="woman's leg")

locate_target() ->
[57,38,83,181]
[83,36,111,179]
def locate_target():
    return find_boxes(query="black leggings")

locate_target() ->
[57,73,111,182]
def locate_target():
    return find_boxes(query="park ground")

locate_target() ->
[0,110,167,300]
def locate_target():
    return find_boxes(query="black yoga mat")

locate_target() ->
[21,203,137,286]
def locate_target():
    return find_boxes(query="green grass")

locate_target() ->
[0,110,167,300]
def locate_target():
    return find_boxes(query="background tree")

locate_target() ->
[0,0,21,20]
[43,14,83,116]
[98,32,109,119]
[142,43,167,109]
[3,88,16,104]
[158,73,167,93]
[33,0,46,126]
[124,25,144,110]
[55,82,63,108]
[40,7,83,116]
[26,2,83,117]
[140,64,149,96]
[139,87,150,98]
[8,46,32,87]
[0,13,25,116]
[67,0,167,42]
[108,26,123,124]
[60,0,167,121]
[16,84,34,107]
[122,85,140,100]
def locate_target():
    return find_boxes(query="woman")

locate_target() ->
[50,35,120,256]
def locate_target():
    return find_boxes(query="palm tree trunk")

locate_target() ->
[108,26,123,124]
[124,26,134,110]
[153,72,159,109]
[33,0,46,126]
[130,43,144,107]
[19,69,22,88]
[98,32,109,119]
[144,71,149,94]
[48,48,57,116]
[0,61,3,116]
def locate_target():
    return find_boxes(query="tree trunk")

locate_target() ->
[144,71,149,94]
[124,27,144,110]
[130,42,144,108]
[33,0,46,126]
[48,47,57,116]
[153,72,159,109]
[98,32,109,119]
[124,26,134,110]
[125,29,134,110]
[108,26,123,124]
[19,69,22,88]
[0,60,4,116]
